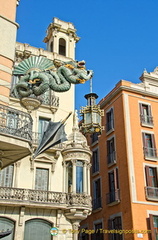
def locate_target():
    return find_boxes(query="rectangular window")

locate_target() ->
[91,132,99,144]
[149,214,158,240]
[107,137,116,165]
[107,168,120,204]
[92,149,99,173]
[108,216,123,240]
[142,133,157,159]
[79,227,89,240]
[145,166,158,200]
[0,165,14,187]
[92,222,104,240]
[139,103,153,126]
[106,108,114,132]
[35,168,49,191]
[38,117,50,142]
[93,178,102,210]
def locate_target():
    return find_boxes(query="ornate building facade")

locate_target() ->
[0,2,92,240]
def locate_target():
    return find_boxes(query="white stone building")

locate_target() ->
[0,2,92,239]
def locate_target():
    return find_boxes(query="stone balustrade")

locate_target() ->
[0,187,91,208]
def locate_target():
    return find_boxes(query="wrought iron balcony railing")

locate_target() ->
[144,147,157,159]
[145,186,158,200]
[0,104,32,141]
[0,187,92,208]
[140,114,153,126]
[92,197,102,210]
[106,189,120,205]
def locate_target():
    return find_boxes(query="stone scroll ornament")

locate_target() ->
[13,56,93,98]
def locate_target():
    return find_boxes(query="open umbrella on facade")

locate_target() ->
[33,112,72,159]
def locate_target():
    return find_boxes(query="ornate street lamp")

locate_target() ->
[80,92,104,134]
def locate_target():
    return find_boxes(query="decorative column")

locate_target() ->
[72,221,80,240]
[87,163,91,195]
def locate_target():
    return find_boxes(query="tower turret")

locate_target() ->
[43,17,80,60]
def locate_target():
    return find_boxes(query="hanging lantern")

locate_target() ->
[80,93,104,134]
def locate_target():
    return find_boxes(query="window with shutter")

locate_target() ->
[92,149,99,173]
[24,219,52,240]
[107,137,116,165]
[142,133,157,159]
[93,178,102,210]
[145,166,158,200]
[108,216,123,240]
[106,108,114,132]
[107,168,120,204]
[149,214,158,240]
[139,103,153,126]
[0,165,14,187]
[35,168,49,191]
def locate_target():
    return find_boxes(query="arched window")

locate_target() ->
[59,38,66,56]
[0,217,15,240]
[50,41,53,52]
[24,219,52,240]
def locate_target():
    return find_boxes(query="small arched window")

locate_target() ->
[59,38,66,56]
[50,41,53,52]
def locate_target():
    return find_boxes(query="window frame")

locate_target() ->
[92,148,99,174]
[139,102,153,127]
[107,136,116,166]
[142,132,157,160]
[106,168,120,205]
[149,214,158,240]
[92,177,102,210]
[106,107,114,134]
[145,165,158,201]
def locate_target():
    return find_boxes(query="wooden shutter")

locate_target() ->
[145,166,150,187]
[149,214,156,240]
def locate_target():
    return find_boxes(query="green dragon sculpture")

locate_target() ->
[13,56,93,98]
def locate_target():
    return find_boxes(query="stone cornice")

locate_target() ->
[0,15,19,28]
[100,84,158,109]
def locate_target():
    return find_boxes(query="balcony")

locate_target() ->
[106,189,120,205]
[0,187,92,209]
[92,197,102,210]
[0,104,32,168]
[145,186,158,201]
[140,114,153,127]
[143,147,157,160]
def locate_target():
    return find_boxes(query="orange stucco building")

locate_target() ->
[80,70,158,240]
[0,0,19,105]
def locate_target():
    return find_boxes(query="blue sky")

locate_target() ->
[16,0,158,111]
